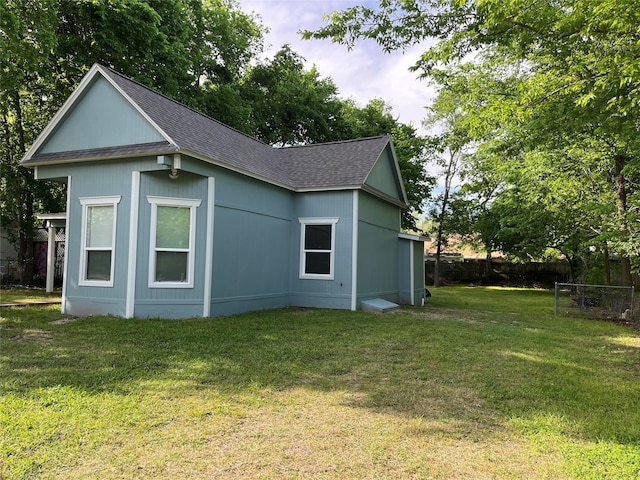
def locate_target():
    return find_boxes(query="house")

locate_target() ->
[21,64,426,318]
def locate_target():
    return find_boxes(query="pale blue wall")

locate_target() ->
[39,77,164,154]
[206,165,293,317]
[398,238,426,306]
[40,157,297,318]
[133,170,208,318]
[48,158,163,316]
[290,191,354,309]
[357,191,401,305]
[37,155,408,318]
[364,145,403,201]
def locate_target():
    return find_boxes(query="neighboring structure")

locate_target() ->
[22,64,426,318]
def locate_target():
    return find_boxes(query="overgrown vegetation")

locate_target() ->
[2,287,639,479]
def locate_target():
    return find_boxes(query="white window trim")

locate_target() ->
[78,195,121,287]
[147,196,201,288]
[299,217,339,280]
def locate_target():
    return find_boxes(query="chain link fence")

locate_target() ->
[554,282,636,322]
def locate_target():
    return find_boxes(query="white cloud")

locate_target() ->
[238,0,437,132]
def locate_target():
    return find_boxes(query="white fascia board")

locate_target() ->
[96,65,177,149]
[361,137,409,206]
[387,138,409,205]
[398,233,430,242]
[294,185,360,193]
[361,184,409,209]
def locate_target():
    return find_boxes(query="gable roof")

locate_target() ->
[22,64,407,205]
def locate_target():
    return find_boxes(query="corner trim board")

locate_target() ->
[61,176,71,314]
[351,190,359,311]
[203,177,215,317]
[125,171,140,318]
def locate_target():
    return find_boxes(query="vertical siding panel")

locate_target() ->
[357,192,401,304]
[39,77,163,154]
[290,191,353,309]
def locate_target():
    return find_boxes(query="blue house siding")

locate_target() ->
[364,145,403,202]
[24,65,426,319]
[290,191,354,310]
[132,170,208,318]
[39,76,164,154]
[44,160,138,316]
[398,237,426,306]
[207,167,293,317]
[357,192,401,305]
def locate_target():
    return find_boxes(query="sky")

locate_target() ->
[237,0,438,133]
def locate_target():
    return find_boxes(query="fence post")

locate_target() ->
[554,282,558,315]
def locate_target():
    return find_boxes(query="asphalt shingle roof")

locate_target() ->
[25,64,395,194]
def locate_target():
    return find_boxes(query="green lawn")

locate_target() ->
[0,289,62,304]
[2,287,639,479]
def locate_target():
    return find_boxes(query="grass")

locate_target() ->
[0,288,62,304]
[1,286,639,479]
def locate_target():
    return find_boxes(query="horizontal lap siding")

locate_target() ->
[412,241,425,305]
[39,77,164,154]
[398,239,426,306]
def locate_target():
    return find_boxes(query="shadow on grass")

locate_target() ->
[2,301,639,447]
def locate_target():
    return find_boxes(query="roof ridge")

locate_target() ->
[97,64,270,149]
[277,135,390,150]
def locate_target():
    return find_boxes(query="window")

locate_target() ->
[79,196,121,287]
[147,196,201,288]
[299,217,338,279]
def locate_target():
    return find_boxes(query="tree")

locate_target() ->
[1,0,265,282]
[306,0,640,284]
[339,98,434,230]
[239,45,346,146]
[1,0,64,282]
[239,52,435,229]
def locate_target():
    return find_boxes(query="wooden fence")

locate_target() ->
[425,258,570,287]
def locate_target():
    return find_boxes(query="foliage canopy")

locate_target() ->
[308,0,640,283]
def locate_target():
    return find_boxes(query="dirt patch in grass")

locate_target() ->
[49,317,78,325]
[8,329,53,342]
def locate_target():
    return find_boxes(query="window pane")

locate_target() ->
[86,205,113,248]
[305,252,330,275]
[305,224,331,250]
[156,206,190,248]
[155,251,188,282]
[86,250,111,280]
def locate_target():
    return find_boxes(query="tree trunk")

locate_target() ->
[603,243,611,286]
[433,256,440,288]
[485,251,492,282]
[614,154,632,286]
[13,90,35,284]
[433,148,458,287]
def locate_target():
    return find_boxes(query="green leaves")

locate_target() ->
[310,0,639,281]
